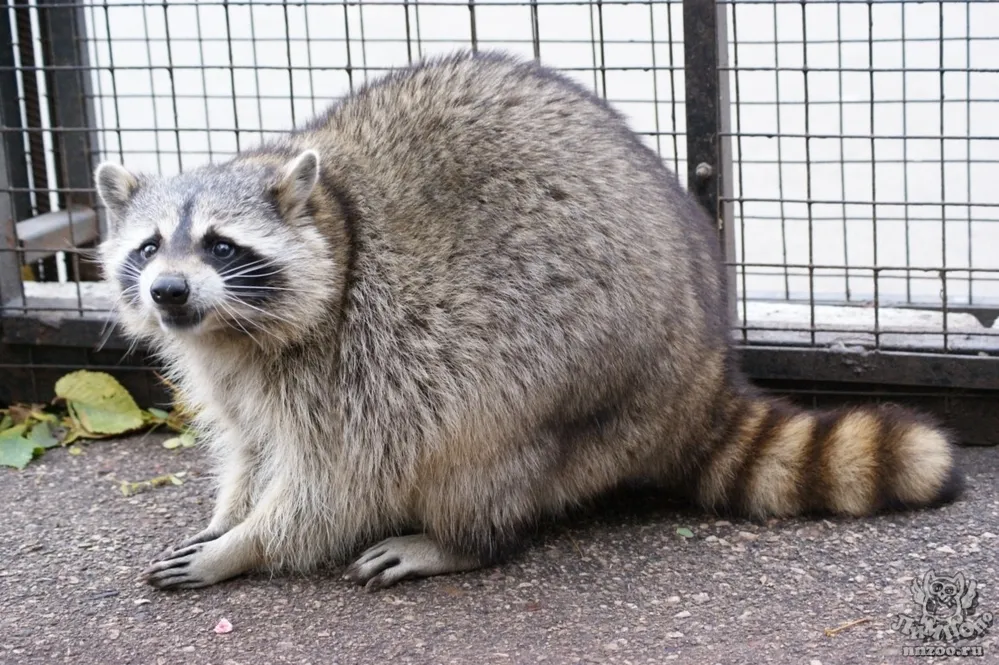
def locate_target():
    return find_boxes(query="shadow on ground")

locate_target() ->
[2,435,997,664]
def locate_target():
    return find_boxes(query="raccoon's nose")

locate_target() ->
[150,275,190,306]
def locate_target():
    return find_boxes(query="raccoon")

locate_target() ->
[95,51,962,591]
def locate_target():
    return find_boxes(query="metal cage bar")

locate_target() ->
[683,0,736,324]
[0,5,25,311]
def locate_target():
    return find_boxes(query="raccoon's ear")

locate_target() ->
[94,162,141,225]
[274,150,320,220]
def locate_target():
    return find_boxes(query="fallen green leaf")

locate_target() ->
[55,370,145,436]
[162,437,183,450]
[0,425,39,470]
[7,371,195,469]
[60,422,103,446]
[120,472,186,496]
[0,439,39,470]
[1,424,26,439]
[162,431,196,450]
[27,407,58,424]
[147,408,170,421]
[61,427,81,446]
[29,421,60,449]
[676,527,695,539]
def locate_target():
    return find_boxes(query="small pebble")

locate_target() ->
[674,610,692,619]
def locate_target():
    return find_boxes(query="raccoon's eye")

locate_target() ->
[139,243,159,260]
[211,241,236,259]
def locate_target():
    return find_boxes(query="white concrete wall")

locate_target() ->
[78,0,999,307]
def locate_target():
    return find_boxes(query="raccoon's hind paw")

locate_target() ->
[343,534,481,592]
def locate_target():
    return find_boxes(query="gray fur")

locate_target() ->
[95,51,959,591]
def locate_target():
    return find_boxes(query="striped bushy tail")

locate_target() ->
[696,395,964,519]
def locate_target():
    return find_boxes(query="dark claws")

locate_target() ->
[344,556,400,585]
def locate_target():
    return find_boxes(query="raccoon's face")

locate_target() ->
[94,151,335,347]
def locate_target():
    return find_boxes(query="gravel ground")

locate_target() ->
[1,435,996,665]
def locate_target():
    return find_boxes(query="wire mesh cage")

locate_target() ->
[724,0,999,356]
[1,0,997,432]
[3,0,692,320]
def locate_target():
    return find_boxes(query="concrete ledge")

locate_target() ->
[16,206,98,263]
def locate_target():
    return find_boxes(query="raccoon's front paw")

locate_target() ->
[343,534,481,591]
[142,530,260,590]
[143,542,216,589]
[151,527,226,562]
